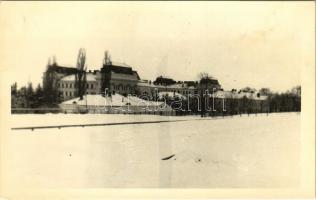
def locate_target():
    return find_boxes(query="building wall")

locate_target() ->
[57,80,99,101]
[109,79,137,96]
[136,83,198,100]
[49,65,269,114]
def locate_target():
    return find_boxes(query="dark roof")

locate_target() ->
[102,63,140,80]
[102,64,134,74]
[153,76,176,86]
[199,77,220,85]
[183,81,198,87]
[49,64,78,74]
[133,70,140,80]
[111,65,134,75]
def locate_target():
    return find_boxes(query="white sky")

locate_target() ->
[0,1,314,92]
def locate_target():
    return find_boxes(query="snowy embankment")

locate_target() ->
[58,94,174,114]
[4,112,300,189]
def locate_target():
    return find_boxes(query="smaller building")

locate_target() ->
[136,75,222,100]
[136,80,197,100]
[57,73,101,101]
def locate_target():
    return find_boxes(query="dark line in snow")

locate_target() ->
[161,154,175,160]
[11,116,230,131]
[11,119,188,131]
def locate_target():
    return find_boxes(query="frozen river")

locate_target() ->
[3,112,300,188]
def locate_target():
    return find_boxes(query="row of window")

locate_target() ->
[113,84,132,91]
[63,91,74,97]
[61,91,96,97]
[157,90,194,95]
[58,82,95,89]
[177,90,193,95]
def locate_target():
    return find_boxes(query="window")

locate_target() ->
[62,83,64,88]
[91,84,93,89]
[70,84,72,88]
[57,83,60,88]
[65,91,68,96]
[66,83,68,88]
[69,91,72,97]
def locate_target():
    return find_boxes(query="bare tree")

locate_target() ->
[101,50,112,96]
[291,85,301,97]
[43,58,59,105]
[103,50,112,65]
[259,88,272,96]
[241,87,256,93]
[75,48,87,100]
[11,82,17,96]
[198,72,210,80]
[198,72,214,117]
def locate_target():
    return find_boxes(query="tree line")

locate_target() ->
[163,85,301,116]
[11,82,301,114]
[265,86,301,112]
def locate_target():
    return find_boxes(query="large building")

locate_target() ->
[44,58,267,109]
[45,61,142,100]
[48,63,232,102]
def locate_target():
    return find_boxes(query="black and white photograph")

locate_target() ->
[0,1,314,199]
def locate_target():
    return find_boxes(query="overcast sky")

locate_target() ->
[0,1,314,92]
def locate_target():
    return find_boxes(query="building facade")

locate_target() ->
[57,73,101,101]
[44,61,268,114]
[100,62,140,96]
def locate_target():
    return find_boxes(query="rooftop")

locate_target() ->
[60,73,97,82]
[49,64,78,74]
[102,62,140,80]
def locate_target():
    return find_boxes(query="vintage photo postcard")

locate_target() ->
[0,1,315,199]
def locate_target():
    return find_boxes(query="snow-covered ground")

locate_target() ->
[3,112,300,188]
